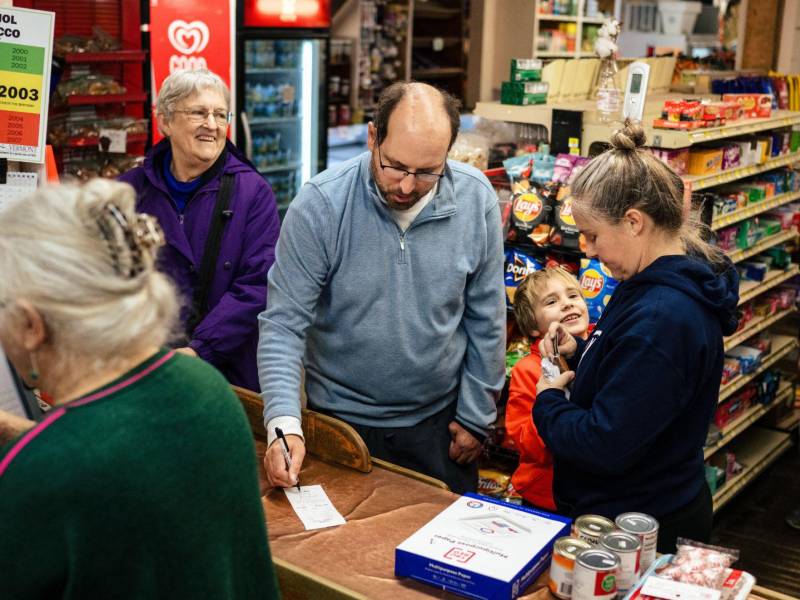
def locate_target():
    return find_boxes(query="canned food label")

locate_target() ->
[596,573,616,595]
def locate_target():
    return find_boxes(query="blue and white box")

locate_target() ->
[395,493,571,600]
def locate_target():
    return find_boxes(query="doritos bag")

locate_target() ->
[504,248,544,306]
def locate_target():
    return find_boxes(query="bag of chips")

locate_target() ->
[504,248,544,306]
[579,258,619,323]
[549,183,585,251]
[508,176,553,246]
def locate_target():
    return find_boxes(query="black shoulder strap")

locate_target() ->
[187,173,235,335]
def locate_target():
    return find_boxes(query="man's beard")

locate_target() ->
[370,161,424,211]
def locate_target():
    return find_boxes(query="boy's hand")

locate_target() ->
[539,322,577,360]
[537,370,575,394]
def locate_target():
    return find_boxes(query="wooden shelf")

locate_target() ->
[536,14,580,21]
[535,51,595,58]
[776,409,800,431]
[63,50,146,63]
[725,228,798,265]
[705,383,794,459]
[712,427,793,513]
[719,335,799,403]
[724,308,797,352]
[65,92,148,106]
[411,67,465,78]
[650,111,800,149]
[711,190,800,231]
[685,152,800,192]
[738,266,800,306]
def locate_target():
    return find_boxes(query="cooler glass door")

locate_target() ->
[242,37,323,211]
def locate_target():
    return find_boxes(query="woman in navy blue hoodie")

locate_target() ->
[534,121,739,552]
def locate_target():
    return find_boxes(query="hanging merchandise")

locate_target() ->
[594,19,621,124]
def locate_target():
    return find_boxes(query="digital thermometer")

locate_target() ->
[622,61,651,122]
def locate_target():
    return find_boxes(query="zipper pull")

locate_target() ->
[179,213,184,225]
[399,234,405,250]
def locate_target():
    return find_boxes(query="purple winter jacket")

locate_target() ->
[119,139,280,391]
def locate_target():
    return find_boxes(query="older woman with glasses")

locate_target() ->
[0,179,280,598]
[120,68,279,392]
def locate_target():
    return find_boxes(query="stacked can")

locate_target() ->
[572,515,616,546]
[600,531,641,597]
[572,548,619,600]
[548,536,593,599]
[615,512,659,572]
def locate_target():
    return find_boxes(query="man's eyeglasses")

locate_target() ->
[377,147,446,184]
[174,108,232,127]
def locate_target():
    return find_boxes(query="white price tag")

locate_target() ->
[98,129,127,153]
[640,577,721,600]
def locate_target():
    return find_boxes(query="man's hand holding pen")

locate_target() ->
[264,431,305,490]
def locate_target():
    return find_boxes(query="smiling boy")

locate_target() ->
[505,268,590,510]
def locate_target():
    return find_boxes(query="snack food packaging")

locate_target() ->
[579,259,619,323]
[509,177,553,246]
[549,184,585,251]
[504,248,544,306]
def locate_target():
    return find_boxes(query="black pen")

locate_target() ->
[275,427,301,493]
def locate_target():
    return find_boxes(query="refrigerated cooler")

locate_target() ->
[238,0,329,213]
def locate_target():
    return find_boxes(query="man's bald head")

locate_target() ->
[372,82,461,150]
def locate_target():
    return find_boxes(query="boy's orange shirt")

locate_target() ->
[506,341,556,511]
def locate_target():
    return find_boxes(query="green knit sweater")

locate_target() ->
[0,349,280,599]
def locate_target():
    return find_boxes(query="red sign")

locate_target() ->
[149,0,236,143]
[244,0,330,29]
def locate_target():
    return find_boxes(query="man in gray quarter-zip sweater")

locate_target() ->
[257,83,506,494]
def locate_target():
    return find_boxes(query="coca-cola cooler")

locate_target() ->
[238,0,329,213]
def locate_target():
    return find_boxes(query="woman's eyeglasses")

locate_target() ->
[174,108,232,127]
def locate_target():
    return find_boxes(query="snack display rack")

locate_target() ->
[17,0,148,181]
[712,427,793,513]
[478,94,800,517]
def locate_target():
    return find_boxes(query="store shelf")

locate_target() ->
[725,228,798,265]
[724,308,797,352]
[719,335,799,403]
[581,16,607,24]
[66,133,148,148]
[536,14,580,21]
[738,266,800,306]
[706,383,794,459]
[649,111,800,149]
[535,51,595,58]
[413,5,461,18]
[711,190,800,231]
[65,92,148,106]
[246,68,299,74]
[258,162,301,175]
[712,427,793,513]
[411,67,465,78]
[776,409,800,431]
[249,116,301,125]
[64,50,146,63]
[685,152,800,192]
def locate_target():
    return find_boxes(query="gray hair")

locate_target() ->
[0,179,179,374]
[156,68,231,119]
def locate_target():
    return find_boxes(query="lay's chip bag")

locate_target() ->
[504,248,544,307]
[579,258,619,323]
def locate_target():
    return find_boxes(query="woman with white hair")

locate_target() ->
[0,180,280,598]
[120,68,279,392]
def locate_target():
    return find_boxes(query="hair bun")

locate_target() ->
[610,119,647,151]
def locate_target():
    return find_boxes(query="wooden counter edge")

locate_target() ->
[273,557,370,600]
